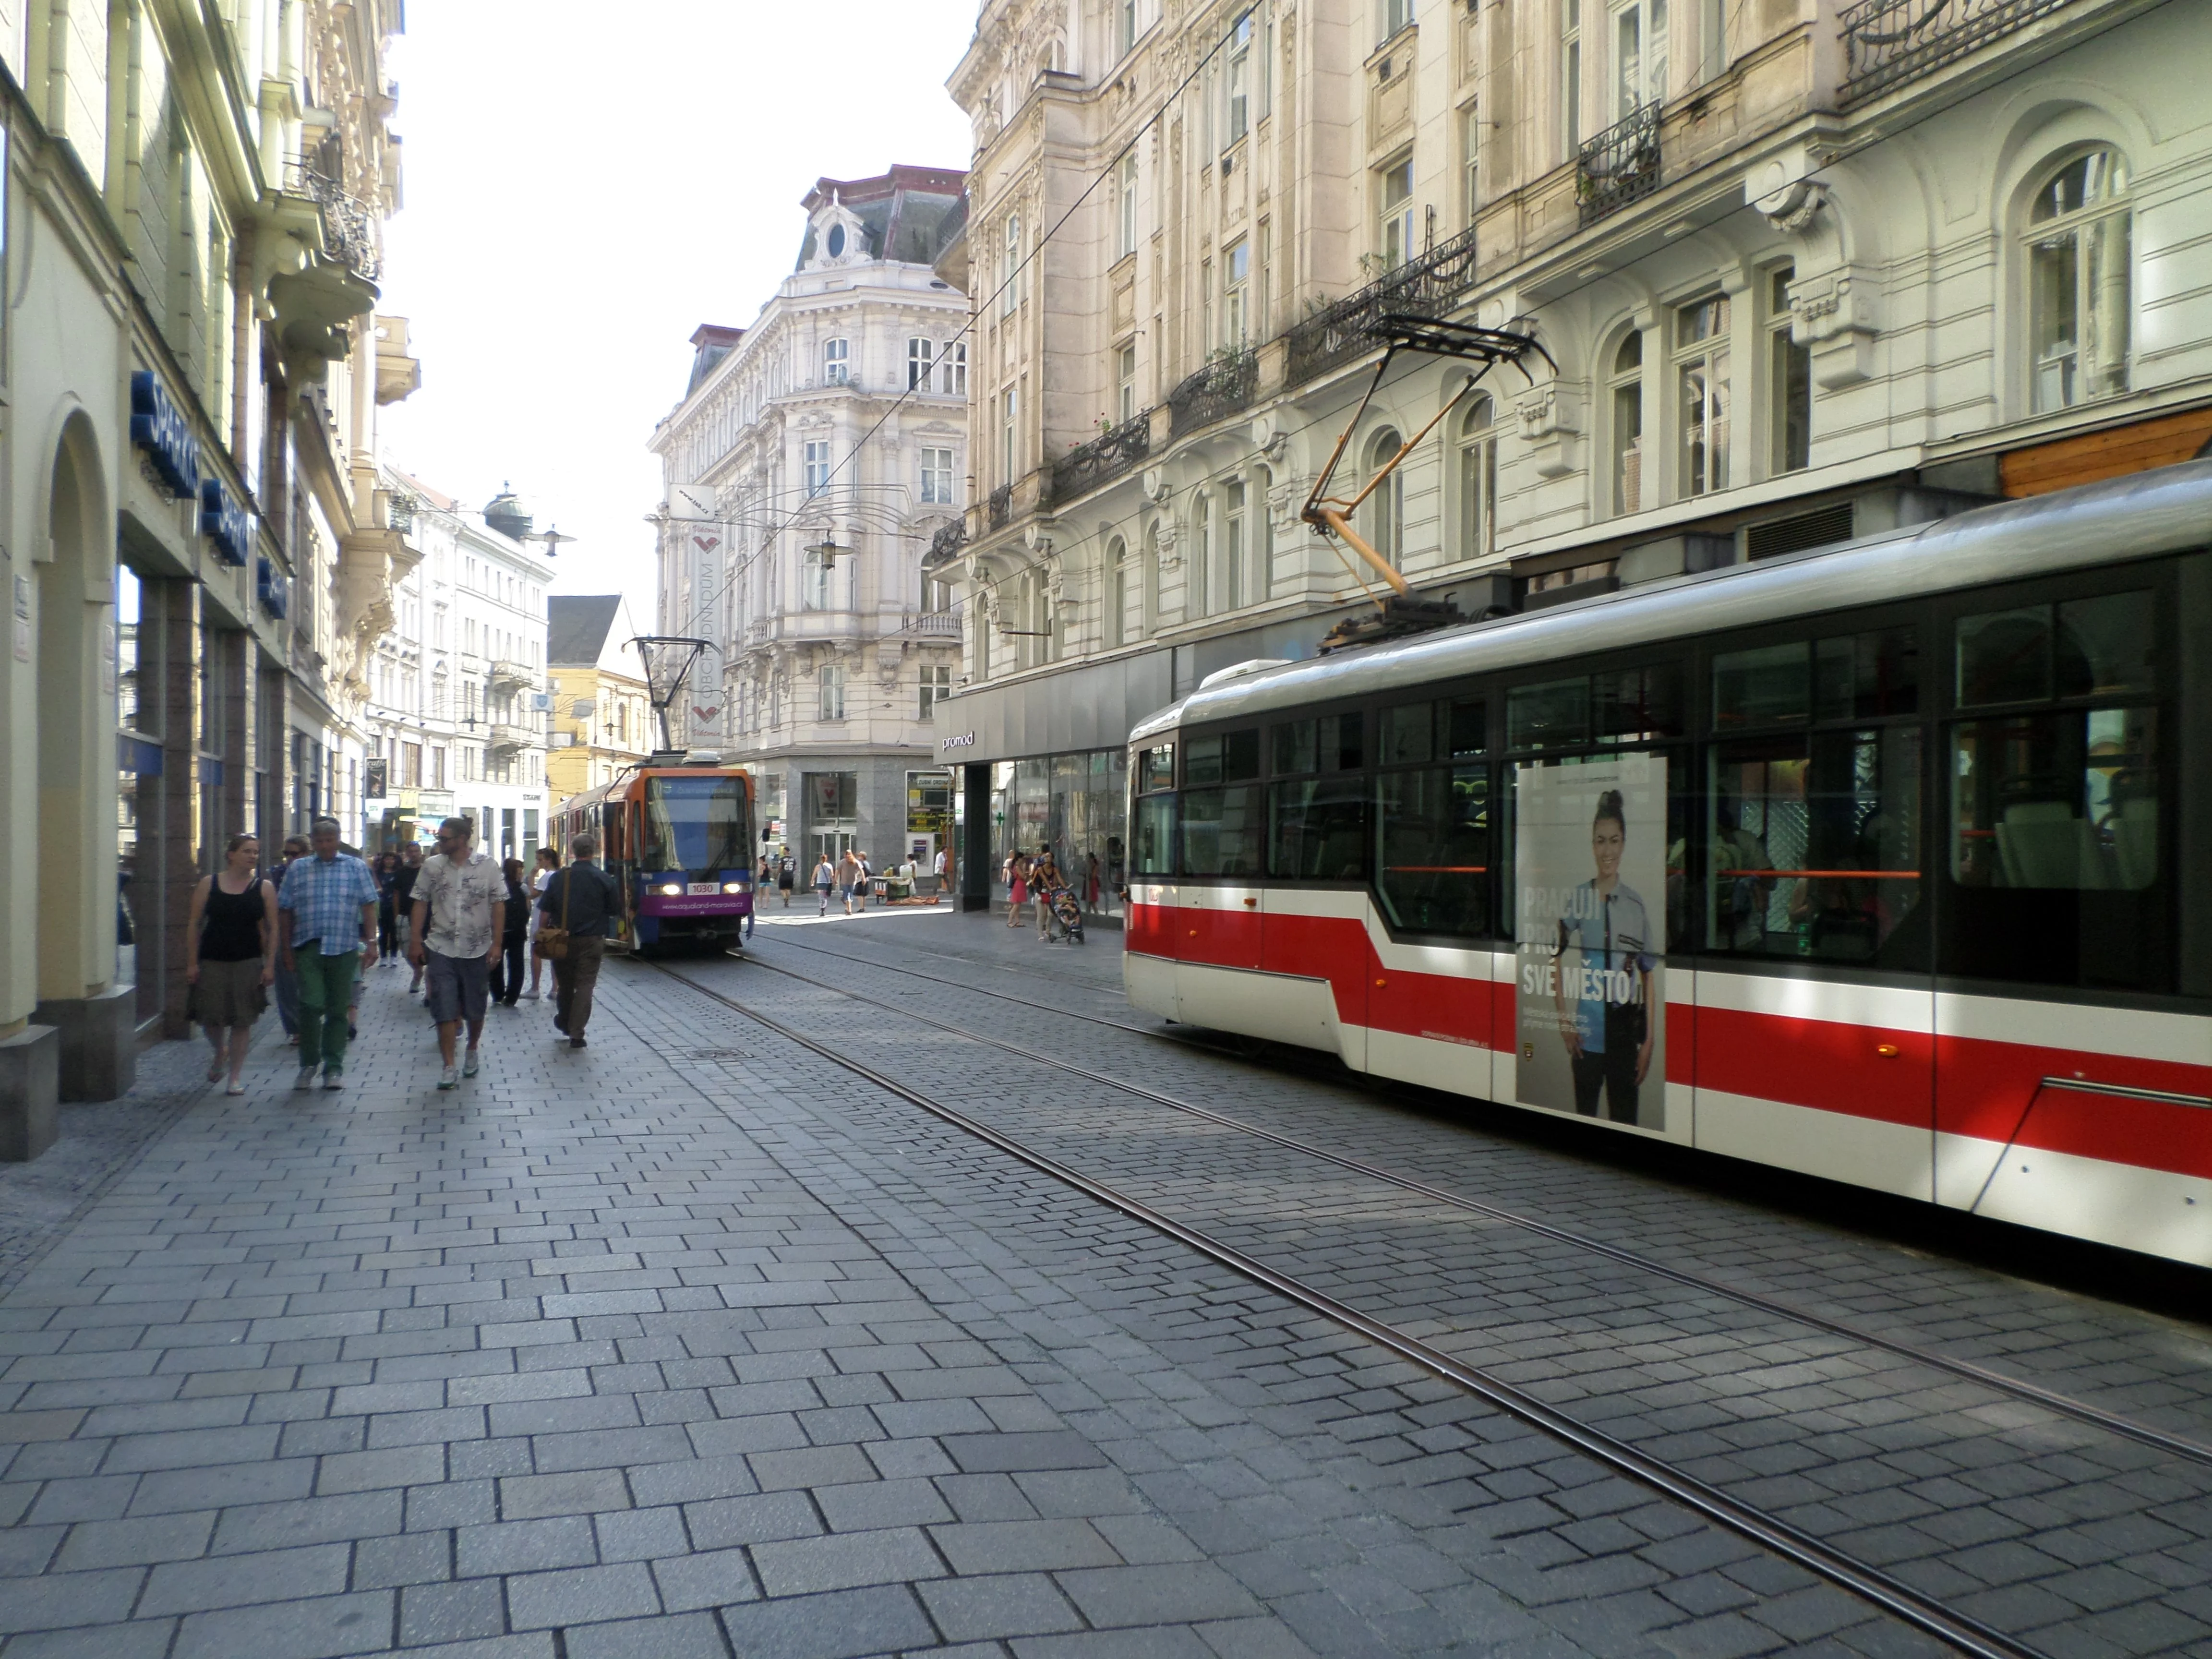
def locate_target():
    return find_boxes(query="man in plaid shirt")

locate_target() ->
[277,817,381,1090]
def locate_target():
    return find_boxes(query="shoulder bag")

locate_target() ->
[536,868,572,962]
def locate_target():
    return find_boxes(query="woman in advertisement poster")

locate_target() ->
[1553,790,1658,1123]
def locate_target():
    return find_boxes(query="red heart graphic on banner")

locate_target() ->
[693,534,721,554]
[692,705,721,721]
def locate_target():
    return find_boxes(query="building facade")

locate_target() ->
[928,0,2212,908]
[2,0,413,1134]
[546,597,653,803]
[364,474,555,860]
[649,167,968,873]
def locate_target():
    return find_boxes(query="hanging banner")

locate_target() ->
[1513,753,1667,1129]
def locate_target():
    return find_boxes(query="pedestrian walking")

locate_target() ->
[373,853,401,959]
[492,857,530,1006]
[409,816,507,1090]
[184,833,278,1095]
[270,835,310,1042]
[777,849,795,908]
[839,849,861,915]
[1007,851,1029,927]
[524,846,558,998]
[813,853,836,916]
[854,851,871,913]
[934,844,950,897]
[540,833,621,1048]
[276,817,380,1091]
[394,842,425,993]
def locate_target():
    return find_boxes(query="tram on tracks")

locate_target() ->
[549,758,754,955]
[1124,462,2212,1265]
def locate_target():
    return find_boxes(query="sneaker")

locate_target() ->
[462,1049,480,1078]
[293,1065,317,1092]
[322,1069,344,1091]
[569,1036,587,1049]
[437,1066,459,1091]
[521,988,541,1000]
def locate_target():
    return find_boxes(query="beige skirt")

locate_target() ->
[194,957,268,1027]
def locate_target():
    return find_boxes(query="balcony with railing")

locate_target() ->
[1839,0,2074,103]
[488,658,533,691]
[1167,350,1259,437]
[1047,413,1153,505]
[488,722,535,754]
[1284,225,1481,387]
[1576,102,1663,227]
[902,610,962,637]
[283,158,383,284]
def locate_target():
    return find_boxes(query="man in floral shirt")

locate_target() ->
[408,816,507,1090]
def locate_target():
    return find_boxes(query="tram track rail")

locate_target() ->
[640,950,2061,1659]
[717,930,2212,1472]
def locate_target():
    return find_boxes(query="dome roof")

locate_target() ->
[484,483,532,542]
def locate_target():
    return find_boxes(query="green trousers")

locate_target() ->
[294,947,360,1071]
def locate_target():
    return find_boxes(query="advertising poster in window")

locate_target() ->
[1514,753,1667,1129]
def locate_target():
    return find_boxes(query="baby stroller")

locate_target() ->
[1044,882,1086,944]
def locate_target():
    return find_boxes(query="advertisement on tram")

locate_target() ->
[1515,755,1668,1130]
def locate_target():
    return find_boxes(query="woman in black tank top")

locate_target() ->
[186,835,281,1094]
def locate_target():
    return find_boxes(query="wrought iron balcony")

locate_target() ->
[1048,413,1152,505]
[1577,102,1663,227]
[1167,349,1258,437]
[1284,225,1481,387]
[1839,0,2072,103]
[987,484,1013,530]
[285,159,383,284]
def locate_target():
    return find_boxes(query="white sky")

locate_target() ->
[378,0,978,633]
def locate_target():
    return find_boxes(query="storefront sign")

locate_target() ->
[256,555,289,618]
[200,477,253,566]
[1512,754,1668,1130]
[128,370,200,498]
[941,731,975,750]
[364,757,388,800]
[417,790,455,817]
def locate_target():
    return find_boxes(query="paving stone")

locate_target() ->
[750,1524,950,1595]
[169,1589,394,1659]
[715,1584,937,1659]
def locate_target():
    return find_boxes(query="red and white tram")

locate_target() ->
[1124,462,2212,1265]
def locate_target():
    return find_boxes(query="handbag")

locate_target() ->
[536,867,572,962]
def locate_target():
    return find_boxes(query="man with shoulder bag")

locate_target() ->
[540,833,621,1049]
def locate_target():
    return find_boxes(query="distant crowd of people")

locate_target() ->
[181,815,625,1095]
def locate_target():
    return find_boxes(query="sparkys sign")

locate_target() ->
[1513,753,1667,1130]
[129,371,200,497]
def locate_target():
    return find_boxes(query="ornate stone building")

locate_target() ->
[928,0,2212,906]
[1,0,415,1135]
[649,168,969,872]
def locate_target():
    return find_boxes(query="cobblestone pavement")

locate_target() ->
[0,913,2193,1658]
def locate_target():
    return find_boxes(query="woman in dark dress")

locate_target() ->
[492,857,531,1006]
[185,834,279,1094]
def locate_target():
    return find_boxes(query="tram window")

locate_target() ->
[1714,644,1808,730]
[2057,591,2154,698]
[1709,728,1923,964]
[1946,706,2164,990]
[1326,711,1364,771]
[1132,795,1175,875]
[1377,767,1490,936]
[1950,708,2156,891]
[1180,786,1264,876]
[1595,664,1683,743]
[1815,627,1918,721]
[1508,678,1589,748]
[641,775,749,875]
[1185,730,1260,785]
[1381,704,1434,766]
[1137,745,1175,793]
[1448,699,1487,758]
[1270,776,1367,880]
[1272,719,1317,776]
[1956,607,2053,707]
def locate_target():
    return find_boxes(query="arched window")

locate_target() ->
[1457,396,1497,562]
[1224,479,1248,609]
[1610,331,1644,516]
[2025,148,2130,412]
[1366,429,1405,569]
[1190,491,1212,615]
[1107,536,1131,647]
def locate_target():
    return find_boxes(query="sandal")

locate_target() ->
[225,1082,246,1096]
[206,1059,224,1082]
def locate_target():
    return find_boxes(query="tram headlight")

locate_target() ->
[721,882,744,893]
[657,882,683,896]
